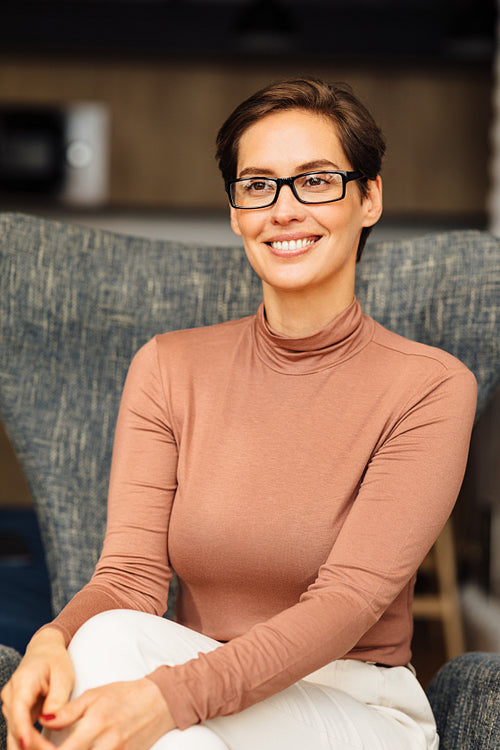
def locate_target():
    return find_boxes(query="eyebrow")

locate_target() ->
[238,159,342,178]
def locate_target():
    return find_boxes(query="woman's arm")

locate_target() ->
[2,340,180,750]
[47,338,179,642]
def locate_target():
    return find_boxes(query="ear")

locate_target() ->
[230,206,243,237]
[361,175,383,228]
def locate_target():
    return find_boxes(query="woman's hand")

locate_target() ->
[1,627,74,750]
[39,678,176,750]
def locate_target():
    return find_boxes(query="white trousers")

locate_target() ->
[54,610,439,750]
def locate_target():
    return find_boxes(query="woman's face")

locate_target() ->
[230,109,382,302]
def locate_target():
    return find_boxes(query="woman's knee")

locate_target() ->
[67,610,222,695]
[69,610,143,659]
[68,610,166,690]
[157,726,229,750]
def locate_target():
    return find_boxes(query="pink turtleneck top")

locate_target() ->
[49,299,477,730]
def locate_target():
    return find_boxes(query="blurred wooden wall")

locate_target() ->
[0,57,493,218]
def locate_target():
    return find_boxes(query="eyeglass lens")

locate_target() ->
[230,171,346,208]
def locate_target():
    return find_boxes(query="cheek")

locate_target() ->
[231,211,263,242]
[319,202,364,233]
[230,208,242,237]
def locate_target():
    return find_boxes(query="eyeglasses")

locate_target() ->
[226,170,363,209]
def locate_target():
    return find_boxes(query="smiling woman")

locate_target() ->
[218,80,385,246]
[1,79,477,750]
[225,107,382,336]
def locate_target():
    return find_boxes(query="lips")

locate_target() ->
[270,237,316,251]
[266,235,320,257]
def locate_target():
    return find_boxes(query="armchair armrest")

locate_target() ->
[426,652,500,749]
[0,644,22,750]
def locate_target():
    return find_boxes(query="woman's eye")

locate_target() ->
[246,180,273,193]
[302,173,337,188]
[304,176,324,187]
[300,173,341,191]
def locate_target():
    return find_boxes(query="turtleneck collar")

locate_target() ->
[252,297,372,375]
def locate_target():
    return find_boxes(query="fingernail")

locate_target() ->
[19,739,25,750]
[40,714,56,721]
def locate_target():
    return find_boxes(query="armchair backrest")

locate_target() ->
[0,213,498,615]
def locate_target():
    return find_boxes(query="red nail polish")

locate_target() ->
[40,714,56,721]
[19,739,25,750]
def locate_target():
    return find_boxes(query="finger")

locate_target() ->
[56,715,106,750]
[25,728,58,750]
[41,666,74,716]
[7,723,55,750]
[1,680,14,717]
[8,682,46,746]
[53,691,120,750]
[38,692,90,733]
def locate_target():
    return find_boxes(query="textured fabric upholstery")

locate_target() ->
[0,645,22,747]
[0,213,263,615]
[426,652,500,749]
[0,212,499,749]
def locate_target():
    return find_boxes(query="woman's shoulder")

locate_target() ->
[125,314,256,392]
[368,316,475,379]
[154,314,254,349]
[131,314,255,375]
[363,318,477,423]
[363,317,477,415]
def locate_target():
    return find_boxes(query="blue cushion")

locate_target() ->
[0,509,52,653]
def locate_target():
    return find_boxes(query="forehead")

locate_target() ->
[236,109,347,174]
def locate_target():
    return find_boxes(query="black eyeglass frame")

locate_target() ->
[225,170,364,209]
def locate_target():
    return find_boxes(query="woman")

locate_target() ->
[1,78,477,749]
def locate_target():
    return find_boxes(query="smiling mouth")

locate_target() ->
[267,237,319,254]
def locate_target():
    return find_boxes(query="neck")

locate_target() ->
[262,284,355,337]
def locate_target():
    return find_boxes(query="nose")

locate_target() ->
[270,183,307,224]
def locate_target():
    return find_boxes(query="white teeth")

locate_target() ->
[270,238,315,251]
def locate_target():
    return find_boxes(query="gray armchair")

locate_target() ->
[0,213,499,749]
[426,652,500,749]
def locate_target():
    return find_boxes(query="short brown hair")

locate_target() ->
[215,78,386,260]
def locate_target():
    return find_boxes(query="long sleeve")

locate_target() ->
[49,338,178,643]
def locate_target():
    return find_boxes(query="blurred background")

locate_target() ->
[0,0,499,684]
[0,0,497,236]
